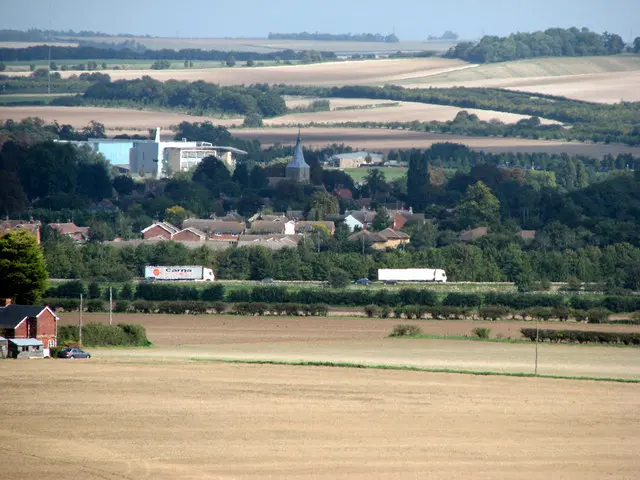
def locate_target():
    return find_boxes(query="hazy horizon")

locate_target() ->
[2,0,639,42]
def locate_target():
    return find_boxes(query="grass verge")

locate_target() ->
[190,357,640,383]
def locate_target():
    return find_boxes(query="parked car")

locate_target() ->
[383,280,398,285]
[58,347,91,359]
[260,278,275,284]
[354,278,372,286]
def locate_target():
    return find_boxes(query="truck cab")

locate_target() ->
[203,268,215,281]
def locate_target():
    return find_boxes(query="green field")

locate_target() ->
[342,167,408,183]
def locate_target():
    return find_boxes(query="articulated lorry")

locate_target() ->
[144,266,215,282]
[378,268,447,283]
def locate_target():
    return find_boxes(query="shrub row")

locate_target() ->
[57,323,151,347]
[521,329,640,346]
[48,281,640,312]
[231,303,329,316]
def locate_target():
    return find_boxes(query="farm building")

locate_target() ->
[328,152,385,169]
[8,338,44,359]
[0,300,59,357]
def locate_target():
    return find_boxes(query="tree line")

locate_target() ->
[52,78,288,117]
[445,27,626,63]
[0,44,337,62]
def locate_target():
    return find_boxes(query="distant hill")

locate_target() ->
[268,32,400,43]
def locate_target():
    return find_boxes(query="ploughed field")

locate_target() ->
[58,313,640,380]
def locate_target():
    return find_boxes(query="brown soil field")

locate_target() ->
[274,98,560,125]
[0,106,240,132]
[232,127,640,157]
[59,313,640,380]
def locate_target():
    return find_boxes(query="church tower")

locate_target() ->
[285,132,310,183]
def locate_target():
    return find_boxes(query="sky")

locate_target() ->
[2,0,639,41]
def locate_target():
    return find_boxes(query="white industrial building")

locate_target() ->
[128,129,247,178]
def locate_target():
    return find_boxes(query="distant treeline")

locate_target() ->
[268,32,399,43]
[0,45,337,62]
[52,77,287,117]
[0,28,126,42]
[445,27,626,63]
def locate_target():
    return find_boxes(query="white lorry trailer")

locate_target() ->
[144,266,215,282]
[378,268,447,283]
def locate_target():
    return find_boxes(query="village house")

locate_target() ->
[237,234,302,250]
[141,222,179,240]
[459,226,489,242]
[248,219,296,235]
[182,219,245,238]
[347,228,410,250]
[344,210,377,232]
[170,227,207,242]
[295,221,336,236]
[0,299,59,357]
[0,220,42,244]
[391,210,426,230]
[48,222,90,243]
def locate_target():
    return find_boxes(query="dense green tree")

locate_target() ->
[0,230,48,304]
[457,181,501,228]
[112,175,135,196]
[307,190,339,220]
[372,206,392,231]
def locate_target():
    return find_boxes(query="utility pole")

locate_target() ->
[47,45,51,94]
[109,287,113,326]
[534,315,539,376]
[79,293,83,347]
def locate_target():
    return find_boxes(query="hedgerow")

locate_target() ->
[521,328,640,345]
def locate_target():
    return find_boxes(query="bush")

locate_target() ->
[86,299,104,312]
[472,327,491,339]
[120,283,135,300]
[88,282,101,299]
[389,324,423,337]
[114,300,130,313]
[551,306,571,321]
[131,300,155,313]
[443,292,481,307]
[212,302,227,314]
[243,113,263,127]
[49,280,86,298]
[478,305,509,321]
[201,284,225,302]
[521,328,640,346]
[572,309,588,322]
[57,323,151,347]
[393,307,404,318]
[379,306,391,318]
[327,268,351,288]
[43,298,80,311]
[586,308,610,324]
[364,305,378,318]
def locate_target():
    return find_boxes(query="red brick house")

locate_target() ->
[48,222,90,243]
[141,222,179,240]
[171,227,206,242]
[0,220,42,244]
[0,300,59,357]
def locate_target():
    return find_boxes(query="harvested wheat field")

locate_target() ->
[0,106,241,133]
[2,361,639,479]
[399,56,640,103]
[232,127,640,157]
[33,58,469,86]
[274,98,560,125]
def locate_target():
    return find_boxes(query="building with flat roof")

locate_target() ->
[56,138,136,166]
[328,151,385,169]
[164,145,247,173]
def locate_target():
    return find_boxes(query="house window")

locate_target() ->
[48,339,55,348]
[22,346,28,352]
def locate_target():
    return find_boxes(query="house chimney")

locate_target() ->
[0,298,12,307]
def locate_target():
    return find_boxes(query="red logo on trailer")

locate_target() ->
[153,268,161,276]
